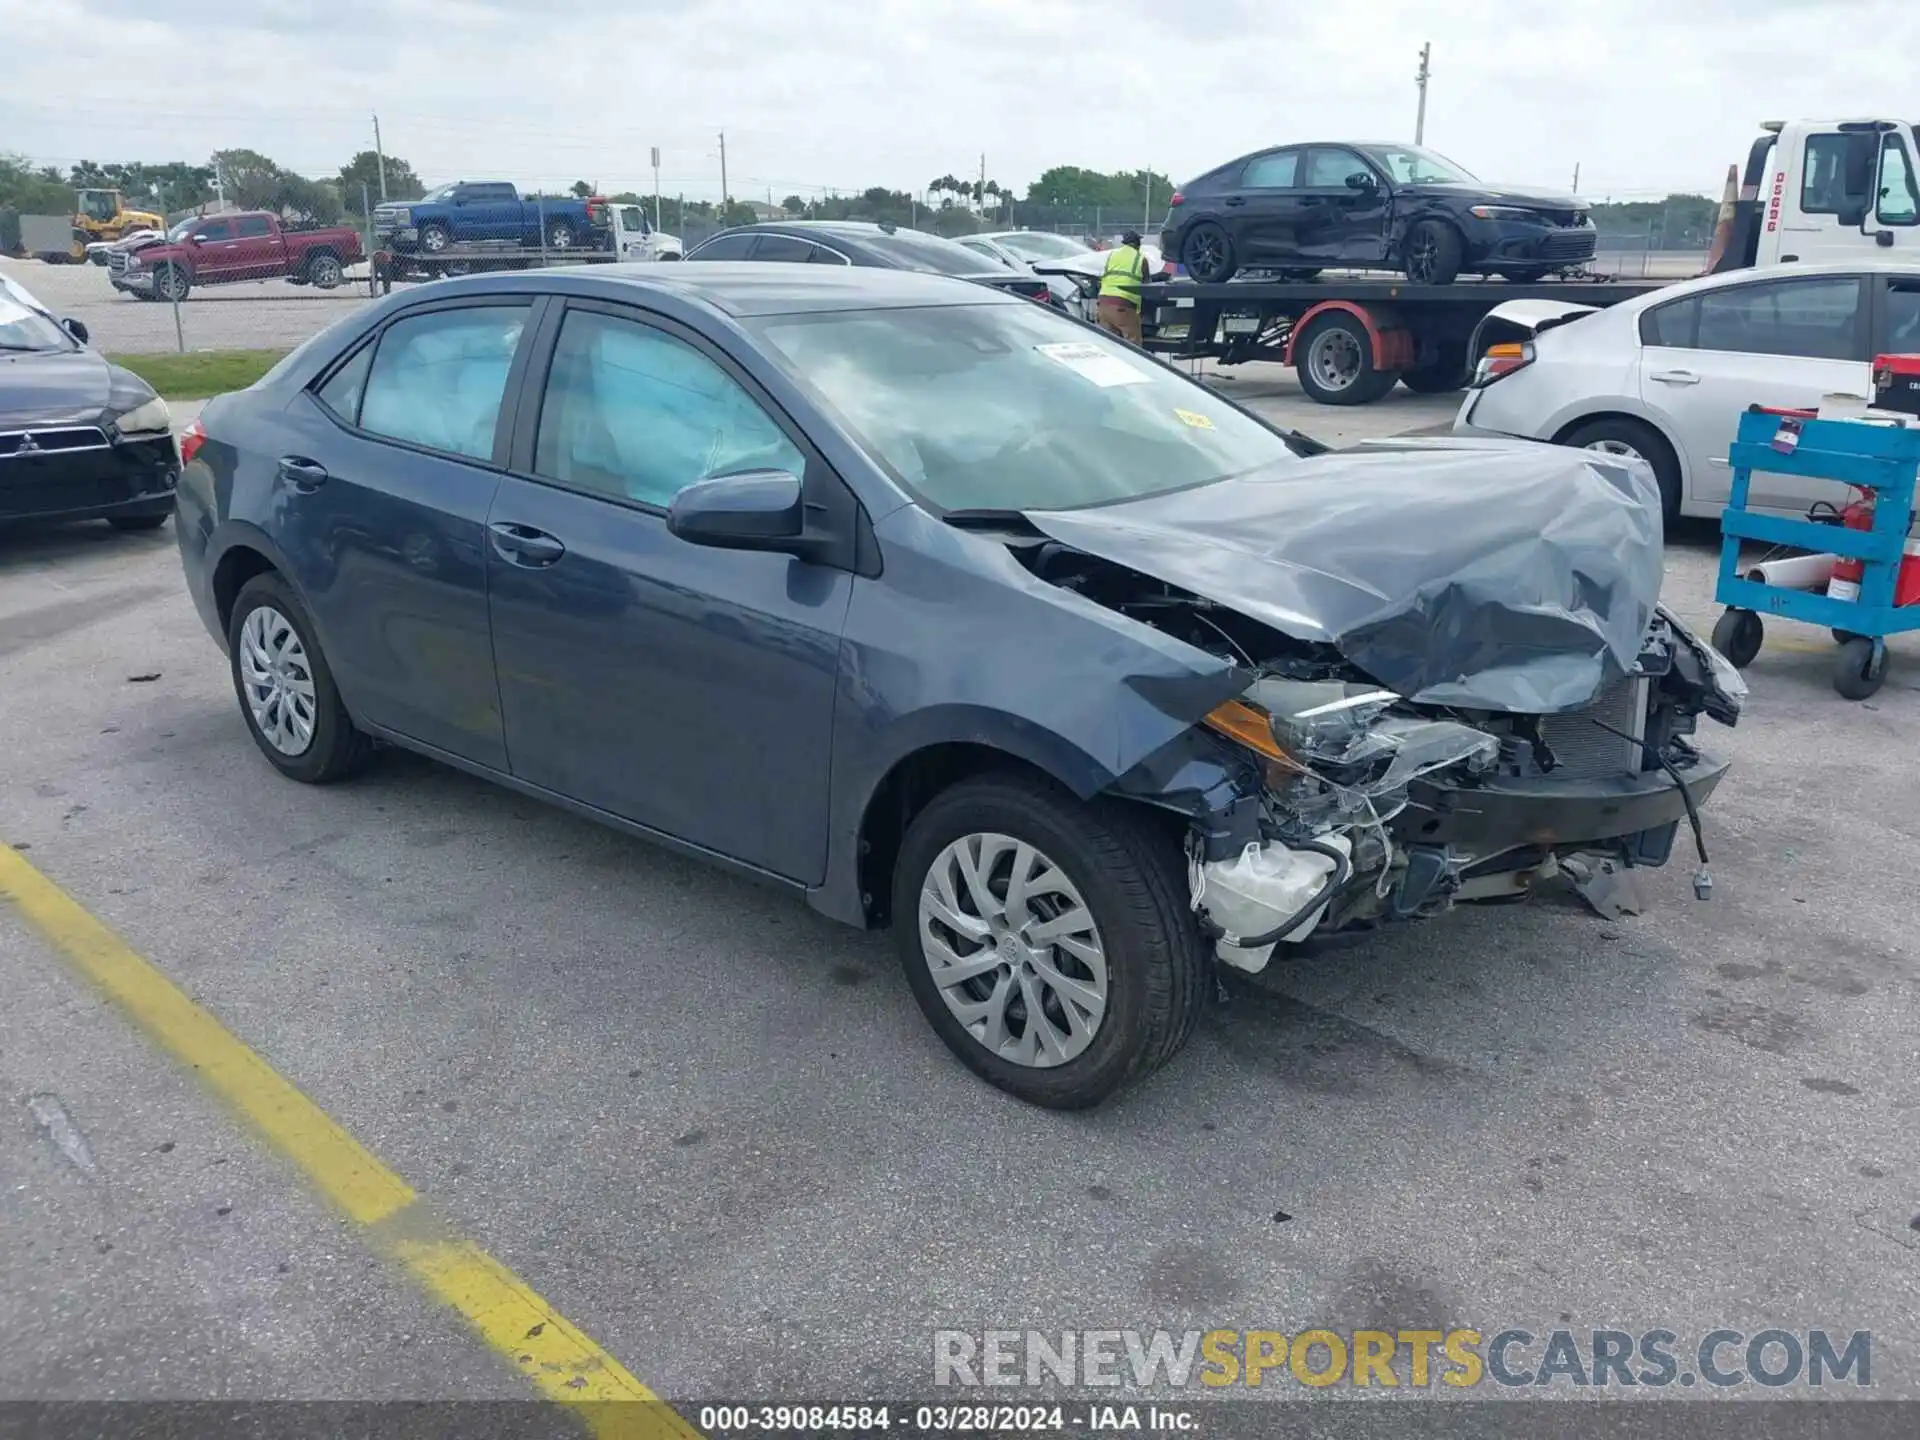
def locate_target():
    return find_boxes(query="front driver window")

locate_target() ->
[357,304,530,460]
[533,309,804,509]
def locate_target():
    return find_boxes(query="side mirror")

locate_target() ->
[668,470,809,553]
[1345,172,1377,192]
[189,233,207,244]
[62,318,90,346]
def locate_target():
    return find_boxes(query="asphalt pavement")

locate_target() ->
[2,365,1917,1426]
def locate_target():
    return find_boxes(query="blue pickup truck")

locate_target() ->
[372,181,610,255]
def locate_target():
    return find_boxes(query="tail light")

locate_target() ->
[178,419,207,465]
[1471,341,1535,387]
[1168,191,1185,207]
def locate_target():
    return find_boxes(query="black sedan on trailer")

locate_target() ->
[1161,141,1597,285]
[683,220,1061,306]
[0,274,178,530]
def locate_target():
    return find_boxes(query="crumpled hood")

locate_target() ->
[1024,443,1664,714]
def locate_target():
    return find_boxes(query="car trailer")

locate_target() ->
[371,244,618,294]
[1138,275,1668,406]
[1710,405,1920,700]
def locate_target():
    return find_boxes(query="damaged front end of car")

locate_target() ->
[1015,442,1746,972]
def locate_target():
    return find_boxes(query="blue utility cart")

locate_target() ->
[1710,406,1920,700]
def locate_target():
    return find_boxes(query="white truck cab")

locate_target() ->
[1715,119,1920,271]
[610,203,681,262]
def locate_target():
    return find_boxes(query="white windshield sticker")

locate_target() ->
[1035,341,1150,388]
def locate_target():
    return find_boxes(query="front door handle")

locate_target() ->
[1649,369,1701,386]
[488,521,566,568]
[1224,196,1246,207]
[277,456,329,491]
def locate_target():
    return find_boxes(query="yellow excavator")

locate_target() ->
[45,188,165,263]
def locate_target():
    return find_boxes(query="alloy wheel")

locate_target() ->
[918,832,1109,1068]
[1186,230,1223,275]
[238,605,317,756]
[1583,438,1646,465]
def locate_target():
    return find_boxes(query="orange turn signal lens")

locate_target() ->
[1203,701,1291,763]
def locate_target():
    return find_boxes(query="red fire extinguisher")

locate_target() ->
[1826,486,1920,606]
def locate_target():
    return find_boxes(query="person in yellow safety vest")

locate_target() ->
[1095,230,1150,344]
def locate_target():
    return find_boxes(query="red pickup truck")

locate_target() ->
[108,211,365,302]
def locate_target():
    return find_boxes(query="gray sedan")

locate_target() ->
[173,264,1741,1108]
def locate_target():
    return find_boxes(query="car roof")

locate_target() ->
[1632,257,1920,307]
[455,261,1023,317]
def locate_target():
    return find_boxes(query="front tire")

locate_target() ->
[892,774,1207,1110]
[155,264,190,303]
[1560,416,1681,523]
[1402,219,1464,284]
[227,573,373,784]
[418,222,452,254]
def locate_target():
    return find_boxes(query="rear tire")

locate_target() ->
[891,774,1207,1110]
[1181,222,1236,284]
[1402,219,1464,284]
[1560,416,1681,523]
[226,573,374,784]
[305,251,344,289]
[546,220,576,250]
[1294,311,1398,406]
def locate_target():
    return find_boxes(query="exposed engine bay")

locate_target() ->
[1014,537,1745,973]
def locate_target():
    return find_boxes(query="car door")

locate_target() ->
[187,217,236,278]
[1866,130,1920,252]
[227,213,279,281]
[1635,273,1869,513]
[269,296,538,769]
[1228,149,1305,265]
[484,299,853,882]
[1296,147,1390,265]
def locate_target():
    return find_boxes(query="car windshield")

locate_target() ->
[992,232,1091,261]
[856,230,1002,275]
[420,184,457,203]
[750,300,1298,512]
[167,218,197,241]
[0,276,75,352]
[1366,144,1478,185]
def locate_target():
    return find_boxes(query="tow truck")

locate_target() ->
[1140,118,1920,405]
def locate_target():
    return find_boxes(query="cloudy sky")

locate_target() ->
[2,0,1910,203]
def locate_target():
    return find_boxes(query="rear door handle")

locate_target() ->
[488,521,566,568]
[277,456,329,491]
[1649,369,1700,386]
[1224,196,1246,207]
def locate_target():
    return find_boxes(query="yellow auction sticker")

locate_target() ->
[1175,408,1215,430]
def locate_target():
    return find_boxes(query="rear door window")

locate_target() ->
[1239,150,1300,189]
[751,234,816,262]
[1693,276,1865,362]
[356,303,531,461]
[687,232,756,260]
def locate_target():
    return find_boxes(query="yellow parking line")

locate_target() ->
[0,844,698,1439]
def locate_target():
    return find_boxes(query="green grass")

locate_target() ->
[108,348,291,399]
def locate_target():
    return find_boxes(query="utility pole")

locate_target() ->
[372,112,388,201]
[979,152,986,214]
[718,131,729,217]
[651,147,662,232]
[1413,43,1431,145]
[1571,162,1581,193]
[1143,167,1153,230]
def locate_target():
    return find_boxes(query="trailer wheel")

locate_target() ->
[1182,223,1236,284]
[1295,312,1398,406]
[1710,609,1763,670]
[1402,220,1464,284]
